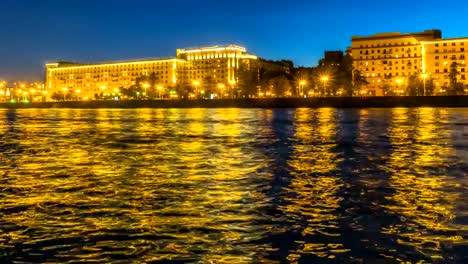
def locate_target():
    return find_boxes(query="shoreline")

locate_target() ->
[0,96,467,109]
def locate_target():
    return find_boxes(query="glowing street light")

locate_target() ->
[229,80,236,98]
[217,84,225,99]
[299,80,306,96]
[157,86,163,99]
[395,78,404,95]
[193,81,200,98]
[321,76,329,97]
[421,73,428,96]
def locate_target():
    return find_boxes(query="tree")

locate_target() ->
[51,91,64,101]
[380,84,393,96]
[338,54,354,96]
[448,62,464,95]
[424,77,435,96]
[353,70,369,95]
[173,83,192,99]
[269,75,292,97]
[119,72,161,99]
[406,74,424,96]
[237,63,258,98]
[202,76,215,99]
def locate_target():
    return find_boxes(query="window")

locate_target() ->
[435,49,439,53]
[462,68,465,72]
[435,56,439,59]
[435,43,439,47]
[443,43,447,46]
[444,55,448,59]
[461,48,465,52]
[436,69,440,73]
[444,69,448,73]
[452,42,456,46]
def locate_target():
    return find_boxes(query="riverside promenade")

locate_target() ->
[0,96,467,108]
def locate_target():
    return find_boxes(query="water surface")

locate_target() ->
[0,108,467,263]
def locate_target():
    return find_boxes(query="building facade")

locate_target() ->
[350,30,441,95]
[46,45,261,100]
[421,38,467,92]
[350,30,468,95]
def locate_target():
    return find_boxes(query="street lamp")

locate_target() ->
[395,78,404,95]
[193,81,200,98]
[321,76,329,97]
[217,84,225,99]
[157,86,163,99]
[142,83,150,99]
[421,73,428,96]
[229,80,236,98]
[61,87,68,101]
[299,80,306,97]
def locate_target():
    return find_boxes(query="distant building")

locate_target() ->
[421,38,467,91]
[350,29,465,95]
[320,51,344,67]
[45,45,287,100]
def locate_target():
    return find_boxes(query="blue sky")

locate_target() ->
[1,0,467,80]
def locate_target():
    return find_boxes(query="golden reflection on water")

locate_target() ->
[0,109,275,263]
[382,108,465,262]
[0,108,466,263]
[282,108,346,262]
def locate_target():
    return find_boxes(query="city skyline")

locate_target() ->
[1,0,468,81]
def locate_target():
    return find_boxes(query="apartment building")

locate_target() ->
[422,38,467,92]
[350,30,441,95]
[45,45,262,100]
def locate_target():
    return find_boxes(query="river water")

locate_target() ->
[0,108,467,263]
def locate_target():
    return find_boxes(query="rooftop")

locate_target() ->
[177,45,247,53]
[47,57,183,69]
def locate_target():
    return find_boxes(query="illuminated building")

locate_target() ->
[350,30,441,95]
[45,45,285,100]
[421,38,467,93]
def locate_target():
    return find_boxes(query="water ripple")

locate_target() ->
[0,108,467,263]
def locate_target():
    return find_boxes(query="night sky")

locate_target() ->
[1,0,467,81]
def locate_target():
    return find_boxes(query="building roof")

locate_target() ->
[47,57,184,69]
[177,45,247,53]
[351,29,442,42]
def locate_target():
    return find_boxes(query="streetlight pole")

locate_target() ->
[421,73,428,96]
[299,80,306,97]
[142,83,150,99]
[321,76,329,97]
[193,81,200,99]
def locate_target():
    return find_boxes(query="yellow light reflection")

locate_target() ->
[281,108,346,261]
[382,108,461,261]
